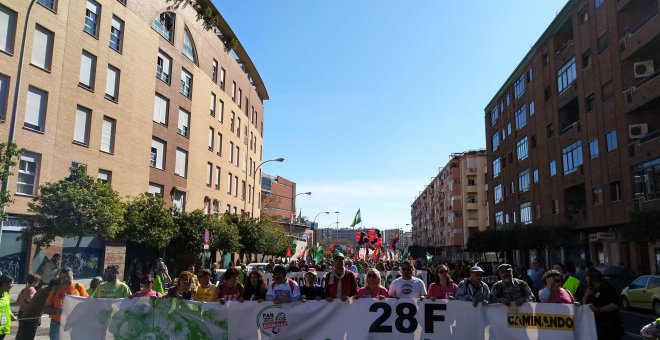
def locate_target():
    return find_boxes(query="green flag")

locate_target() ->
[426,252,433,263]
[351,209,362,227]
[401,246,409,260]
[315,246,325,263]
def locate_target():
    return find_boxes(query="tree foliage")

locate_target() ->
[209,213,241,254]
[122,194,176,249]
[25,167,125,263]
[0,142,21,221]
[467,224,583,253]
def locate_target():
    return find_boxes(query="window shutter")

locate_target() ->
[111,16,121,30]
[25,87,45,130]
[86,0,99,14]
[79,52,94,86]
[153,95,167,124]
[32,26,52,69]
[74,107,89,143]
[0,7,16,53]
[100,117,113,152]
[151,139,164,169]
[105,67,118,98]
[175,149,186,176]
[0,75,8,117]
[177,109,188,135]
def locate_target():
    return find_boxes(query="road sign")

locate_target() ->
[203,228,210,245]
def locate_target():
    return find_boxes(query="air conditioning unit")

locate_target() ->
[629,123,648,139]
[633,60,654,78]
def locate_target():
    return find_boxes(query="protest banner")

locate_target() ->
[61,295,596,339]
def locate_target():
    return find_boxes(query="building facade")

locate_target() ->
[485,0,659,273]
[411,150,489,260]
[0,0,268,280]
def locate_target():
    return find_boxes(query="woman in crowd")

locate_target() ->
[240,270,267,302]
[167,271,194,300]
[538,270,575,304]
[354,268,389,299]
[16,274,40,340]
[217,267,244,303]
[428,264,458,300]
[300,271,324,301]
[87,276,103,296]
[133,274,162,298]
[0,275,16,340]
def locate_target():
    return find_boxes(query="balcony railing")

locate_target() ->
[619,9,658,50]
[560,120,580,135]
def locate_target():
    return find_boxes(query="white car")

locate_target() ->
[246,263,269,272]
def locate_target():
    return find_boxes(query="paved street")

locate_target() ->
[622,308,656,339]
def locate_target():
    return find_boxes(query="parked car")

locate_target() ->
[597,265,638,294]
[246,263,269,272]
[620,275,660,315]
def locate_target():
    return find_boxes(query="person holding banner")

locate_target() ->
[490,264,533,306]
[388,260,426,299]
[354,268,388,300]
[166,271,194,300]
[582,270,623,340]
[91,266,132,299]
[300,271,325,301]
[324,253,358,302]
[45,268,88,340]
[428,264,458,300]
[241,270,267,302]
[217,268,244,303]
[267,265,301,303]
[455,266,490,307]
[193,269,218,302]
[132,274,162,298]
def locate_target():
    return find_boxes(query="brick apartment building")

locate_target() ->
[485,0,659,273]
[411,150,489,261]
[0,0,268,280]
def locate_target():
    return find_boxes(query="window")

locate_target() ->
[214,166,220,189]
[529,101,535,115]
[210,92,216,117]
[31,25,54,71]
[589,139,599,159]
[109,16,123,51]
[206,162,212,186]
[506,94,510,106]
[73,106,91,145]
[595,0,603,8]
[518,169,530,192]
[493,158,501,178]
[241,180,246,200]
[156,50,171,83]
[227,173,232,194]
[218,100,224,123]
[84,0,100,37]
[235,146,240,166]
[579,8,589,24]
[520,202,532,224]
[632,158,660,201]
[546,123,554,138]
[98,169,112,184]
[180,69,192,98]
[597,32,609,54]
[152,12,174,43]
[217,132,222,155]
[104,65,119,101]
[601,81,613,102]
[230,111,235,132]
[511,181,515,194]
[494,184,503,203]
[37,0,56,11]
[212,200,219,214]
[237,118,241,137]
[208,127,214,150]
[148,183,163,197]
[582,49,592,68]
[17,152,40,195]
[0,74,9,120]
[100,116,115,153]
[514,74,525,99]
[79,51,96,90]
[212,59,218,83]
[172,190,185,211]
[551,199,559,214]
[533,169,539,183]
[491,132,500,151]
[242,152,247,172]
[586,93,595,112]
[562,140,583,175]
[610,181,621,201]
[495,211,503,229]
[550,160,557,176]
[150,138,165,169]
[557,57,577,93]
[153,93,168,125]
[175,148,187,177]
[515,106,526,130]
[220,67,226,90]
[0,5,17,54]
[592,187,603,205]
[234,175,239,197]
[229,141,234,163]
[238,88,242,108]
[606,130,617,151]
[517,136,528,160]
[24,86,47,132]
[182,27,196,63]
[177,108,189,137]
[231,81,236,102]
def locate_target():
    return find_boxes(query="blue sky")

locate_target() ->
[212,1,569,231]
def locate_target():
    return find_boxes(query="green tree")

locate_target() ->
[0,142,21,222]
[260,224,293,261]
[121,194,176,249]
[225,213,267,262]
[209,212,241,255]
[24,167,125,265]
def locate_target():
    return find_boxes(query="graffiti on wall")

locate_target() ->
[0,253,26,280]
[62,249,102,278]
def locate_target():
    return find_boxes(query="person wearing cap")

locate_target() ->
[324,253,358,302]
[300,271,324,301]
[490,264,533,306]
[266,265,300,303]
[455,266,490,307]
[194,269,218,302]
[388,260,426,299]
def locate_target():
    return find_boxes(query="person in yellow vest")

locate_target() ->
[0,275,16,340]
[193,269,218,302]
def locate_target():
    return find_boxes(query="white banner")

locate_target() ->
[61,296,596,339]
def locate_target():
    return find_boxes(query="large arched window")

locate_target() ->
[152,12,175,43]
[182,27,197,63]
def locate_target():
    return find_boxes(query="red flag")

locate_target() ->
[299,247,308,259]
[372,247,380,260]
[407,255,413,261]
[286,248,291,257]
[325,241,336,254]
[348,245,353,254]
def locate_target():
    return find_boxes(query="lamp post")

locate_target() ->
[311,212,329,246]
[251,157,284,217]
[290,192,311,236]
[334,211,340,244]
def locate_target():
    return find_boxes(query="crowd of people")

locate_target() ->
[0,252,648,340]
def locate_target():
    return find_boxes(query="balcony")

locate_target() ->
[466,185,478,193]
[467,202,479,211]
[623,70,660,113]
[619,9,659,60]
[467,219,479,228]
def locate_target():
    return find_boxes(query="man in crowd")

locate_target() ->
[152,258,172,295]
[194,269,218,302]
[91,265,132,299]
[45,268,88,340]
[345,260,358,273]
[39,253,61,283]
[266,265,300,303]
[388,260,426,299]
[583,270,623,340]
[456,266,490,307]
[324,253,358,301]
[529,258,545,292]
[490,263,533,306]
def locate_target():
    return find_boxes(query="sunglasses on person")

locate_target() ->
[142,280,154,284]
[438,270,448,274]
[553,276,563,283]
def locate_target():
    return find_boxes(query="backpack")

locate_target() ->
[271,279,295,293]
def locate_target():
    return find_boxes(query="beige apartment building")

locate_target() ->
[0,0,267,280]
[411,150,489,261]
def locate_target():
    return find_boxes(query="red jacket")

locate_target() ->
[324,271,358,298]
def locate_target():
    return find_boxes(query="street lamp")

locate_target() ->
[290,192,311,235]
[251,157,284,216]
[334,211,340,244]
[311,211,329,246]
